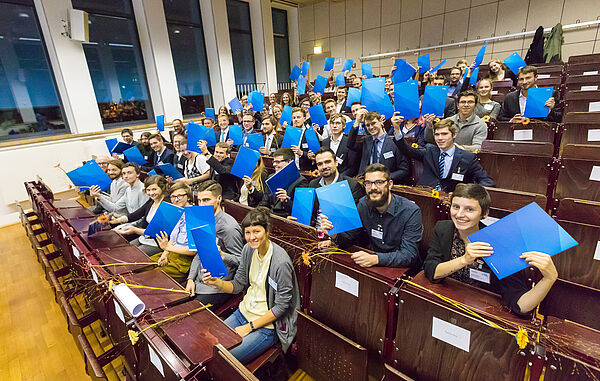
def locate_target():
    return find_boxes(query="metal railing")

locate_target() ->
[277,81,293,91]
[235,83,267,98]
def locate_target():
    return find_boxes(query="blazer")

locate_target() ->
[347,125,409,184]
[172,153,187,175]
[206,156,240,201]
[267,175,309,218]
[262,132,283,153]
[321,135,359,177]
[394,138,494,193]
[143,147,175,171]
[498,89,562,122]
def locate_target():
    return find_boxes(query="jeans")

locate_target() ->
[224,309,277,364]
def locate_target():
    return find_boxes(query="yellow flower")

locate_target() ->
[431,190,439,198]
[516,327,529,349]
[435,118,441,123]
[411,143,419,148]
[482,115,490,122]
[302,251,310,266]
[521,117,530,125]
[128,330,139,345]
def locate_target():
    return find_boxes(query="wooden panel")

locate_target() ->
[481,140,554,156]
[561,121,600,150]
[561,144,600,161]
[564,90,600,113]
[477,153,552,194]
[296,311,368,381]
[535,64,564,75]
[552,220,600,289]
[206,344,259,381]
[491,122,557,143]
[563,111,600,124]
[120,268,191,312]
[67,216,99,233]
[383,364,415,381]
[555,198,600,226]
[555,157,600,202]
[51,199,84,208]
[57,207,95,220]
[94,246,153,275]
[565,62,600,75]
[568,53,600,65]
[540,279,600,331]
[485,187,547,217]
[81,231,130,250]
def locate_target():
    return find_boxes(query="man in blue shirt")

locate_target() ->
[321,164,423,268]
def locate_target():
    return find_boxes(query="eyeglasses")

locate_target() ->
[458,100,476,105]
[170,194,188,200]
[363,179,389,188]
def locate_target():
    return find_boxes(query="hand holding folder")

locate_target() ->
[266,161,300,194]
[281,126,303,149]
[289,65,301,82]
[392,59,416,83]
[245,133,264,151]
[279,105,293,126]
[421,85,448,117]
[228,97,243,113]
[324,57,335,71]
[144,202,184,238]
[313,75,328,95]
[228,124,244,145]
[191,225,228,278]
[394,79,420,119]
[67,160,113,192]
[524,87,554,118]
[184,205,215,250]
[157,164,184,180]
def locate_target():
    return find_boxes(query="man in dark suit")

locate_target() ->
[348,110,409,184]
[266,147,309,218]
[259,115,283,155]
[498,65,562,122]
[199,141,240,201]
[215,114,231,143]
[142,133,174,171]
[335,87,352,114]
[171,133,187,175]
[309,147,364,203]
[290,107,317,171]
[392,116,494,193]
[321,113,358,176]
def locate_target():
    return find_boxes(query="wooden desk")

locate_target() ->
[93,246,154,276]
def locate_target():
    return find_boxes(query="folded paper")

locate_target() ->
[298,77,307,95]
[429,59,448,74]
[249,91,264,111]
[66,160,112,192]
[228,124,244,145]
[336,73,346,87]
[523,87,554,118]
[469,67,480,86]
[392,59,417,83]
[474,43,487,67]
[301,62,310,75]
[303,126,321,153]
[184,205,215,251]
[362,77,394,119]
[205,108,215,120]
[279,105,293,126]
[245,132,264,151]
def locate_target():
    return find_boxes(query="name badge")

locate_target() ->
[302,143,308,149]
[270,147,277,152]
[484,103,494,110]
[268,276,278,291]
[336,156,344,164]
[371,229,383,239]
[144,156,148,160]
[177,164,183,169]
[451,173,464,181]
[469,268,491,284]
[382,151,394,159]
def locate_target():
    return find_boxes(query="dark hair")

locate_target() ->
[458,89,478,104]
[364,110,381,122]
[450,66,462,73]
[433,118,458,135]
[241,206,271,232]
[434,74,446,82]
[196,179,222,197]
[108,159,125,170]
[351,101,361,107]
[451,183,491,216]
[315,147,336,160]
[263,115,278,126]
[169,182,192,200]
[141,132,151,139]
[121,128,133,136]
[144,175,168,195]
[203,117,215,124]
[122,162,140,174]
[173,132,187,142]
[273,147,295,162]
[364,163,391,181]
[148,133,163,142]
[518,65,538,76]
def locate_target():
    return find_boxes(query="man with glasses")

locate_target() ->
[241,113,257,149]
[321,164,422,268]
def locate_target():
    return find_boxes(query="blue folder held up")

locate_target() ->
[418,54,430,73]
[281,126,303,149]
[474,43,487,67]
[228,97,243,113]
[345,120,355,134]
[203,127,217,147]
[324,56,335,71]
[246,132,264,151]
[230,146,261,179]
[123,146,147,165]
[342,58,353,72]
[301,62,310,75]
[362,63,373,78]
[421,85,448,117]
[105,138,118,154]
[148,169,158,176]
[468,202,578,279]
[291,188,315,226]
[289,64,301,82]
[469,67,480,86]
[228,124,244,145]
[298,77,307,95]
[191,225,228,278]
[184,205,215,250]
[279,105,293,126]
[156,115,165,131]
[315,180,363,235]
[362,77,394,119]
[157,163,184,180]
[524,87,554,118]
[205,108,215,120]
[504,52,527,75]
[249,91,265,111]
[313,75,328,95]
[392,59,417,83]
[336,73,346,87]
[187,124,206,153]
[266,161,301,194]
[429,59,448,74]
[308,104,328,127]
[66,160,113,192]
[144,201,184,238]
[112,141,133,154]
[346,87,361,107]
[303,126,321,153]
[394,80,420,119]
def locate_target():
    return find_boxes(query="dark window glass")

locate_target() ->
[272,8,290,85]
[164,0,212,116]
[71,0,133,16]
[0,1,68,141]
[226,0,255,85]
[75,5,153,127]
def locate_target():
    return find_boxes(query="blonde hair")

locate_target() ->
[250,157,266,192]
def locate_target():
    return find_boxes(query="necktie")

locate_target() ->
[371,139,379,164]
[439,151,447,178]
[220,131,226,142]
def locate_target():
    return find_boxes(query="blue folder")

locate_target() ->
[279,105,293,126]
[205,108,215,120]
[184,205,215,250]
[157,163,184,180]
[66,160,112,192]
[266,161,300,194]
[191,225,228,278]
[336,73,346,87]
[156,115,165,131]
[362,63,373,78]
[228,97,243,113]
[301,62,310,75]
[303,127,321,153]
[249,91,264,111]
[468,202,578,279]
[315,180,363,235]
[123,146,146,165]
[474,43,487,67]
[246,132,264,151]
[230,146,261,179]
[291,188,315,226]
[429,59,448,74]
[144,201,184,238]
[346,87,361,107]
[111,141,132,154]
[290,64,301,81]
[394,80,420,119]
[392,59,417,83]
[342,58,353,72]
[228,124,244,145]
[204,127,217,147]
[524,87,554,117]
[362,77,394,119]
[324,56,335,71]
[185,121,195,130]
[148,169,158,176]
[469,67,480,86]
[345,120,355,134]
[281,126,303,149]
[308,104,327,127]
[186,124,206,153]
[105,138,117,153]
[298,77,307,95]
[421,85,448,117]
[504,52,527,75]
[313,75,328,95]
[418,54,430,73]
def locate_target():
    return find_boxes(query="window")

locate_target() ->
[163,0,212,116]
[0,0,68,141]
[272,8,290,86]
[226,0,255,86]
[73,0,152,127]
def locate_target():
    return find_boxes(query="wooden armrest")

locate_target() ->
[77,334,107,380]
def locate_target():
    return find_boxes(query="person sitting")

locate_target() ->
[321,113,358,176]
[88,159,128,214]
[428,75,457,118]
[240,158,269,208]
[121,128,142,150]
[289,107,317,171]
[92,162,148,217]
[151,183,196,284]
[241,113,258,148]
[173,135,210,191]
[259,115,283,155]
[423,183,558,315]
[335,86,351,113]
[186,180,244,307]
[474,78,501,120]
[216,113,231,143]
[321,164,422,268]
[111,175,168,256]
[95,155,111,173]
[348,110,409,184]
[138,132,153,160]
[203,117,215,130]
[266,148,308,218]
[172,118,185,136]
[498,65,562,123]
[199,141,240,200]
[202,207,300,364]
[387,115,429,147]
[171,133,187,175]
[142,133,175,171]
[393,117,494,193]
[488,59,517,86]
[447,66,466,97]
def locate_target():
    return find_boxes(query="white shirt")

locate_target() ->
[156,147,167,164]
[264,132,276,151]
[329,134,343,155]
[519,91,527,115]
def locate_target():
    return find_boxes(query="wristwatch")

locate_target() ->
[249,321,255,330]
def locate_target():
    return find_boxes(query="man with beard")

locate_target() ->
[88,159,128,214]
[320,164,422,268]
